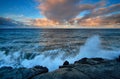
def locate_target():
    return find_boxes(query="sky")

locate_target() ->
[0,0,120,28]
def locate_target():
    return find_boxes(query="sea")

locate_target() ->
[0,28,120,71]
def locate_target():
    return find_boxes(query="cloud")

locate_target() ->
[37,0,81,22]
[0,17,21,25]
[0,17,27,28]
[101,14,120,24]
[31,18,59,27]
[36,0,120,27]
[1,0,120,28]
[81,3,120,20]
[30,14,120,28]
[37,0,103,23]
[37,0,118,23]
[74,13,120,27]
[6,14,34,26]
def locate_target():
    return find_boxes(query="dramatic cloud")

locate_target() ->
[36,0,120,27]
[37,0,101,23]
[1,0,120,28]
[38,0,81,22]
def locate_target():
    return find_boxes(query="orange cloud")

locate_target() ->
[79,17,102,26]
[31,18,59,27]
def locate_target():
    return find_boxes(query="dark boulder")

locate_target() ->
[0,66,13,70]
[116,55,120,62]
[74,58,88,64]
[59,64,74,69]
[63,61,69,65]
[59,60,70,68]
[34,65,49,72]
[0,66,48,79]
[75,58,106,65]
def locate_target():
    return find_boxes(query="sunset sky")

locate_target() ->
[0,0,120,28]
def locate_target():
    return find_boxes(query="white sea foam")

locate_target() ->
[73,35,120,61]
[0,35,120,71]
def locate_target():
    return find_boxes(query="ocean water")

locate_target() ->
[0,28,120,71]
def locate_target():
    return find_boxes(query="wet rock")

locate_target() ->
[74,58,88,64]
[33,58,120,79]
[34,65,49,72]
[0,66,48,79]
[0,66,13,70]
[59,60,70,68]
[75,58,106,65]
[63,61,69,65]
[116,55,120,62]
[0,58,120,79]
[59,64,74,69]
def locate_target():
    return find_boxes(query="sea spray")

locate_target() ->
[78,35,120,60]
[21,54,63,71]
[0,35,120,71]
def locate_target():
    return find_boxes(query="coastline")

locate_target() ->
[0,57,120,79]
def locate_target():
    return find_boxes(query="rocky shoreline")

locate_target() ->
[0,57,120,79]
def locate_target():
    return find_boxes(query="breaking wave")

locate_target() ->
[0,35,120,71]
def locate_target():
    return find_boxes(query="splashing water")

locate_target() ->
[75,35,120,60]
[0,35,120,71]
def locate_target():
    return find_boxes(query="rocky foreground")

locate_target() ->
[0,57,120,79]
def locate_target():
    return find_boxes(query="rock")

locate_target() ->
[0,66,48,79]
[116,55,120,62]
[59,64,74,69]
[59,60,70,68]
[91,58,104,61]
[0,66,13,70]
[0,58,120,79]
[32,58,120,79]
[74,58,88,64]
[63,61,69,65]
[75,58,106,65]
[34,65,49,72]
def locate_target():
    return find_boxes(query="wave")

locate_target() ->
[0,35,120,71]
